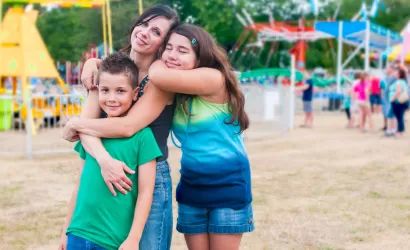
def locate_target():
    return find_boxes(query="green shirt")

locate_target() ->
[67,128,162,250]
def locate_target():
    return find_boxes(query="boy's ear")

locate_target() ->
[133,87,139,101]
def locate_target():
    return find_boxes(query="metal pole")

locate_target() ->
[289,54,296,130]
[0,0,3,23]
[138,0,143,15]
[106,0,113,53]
[23,76,33,159]
[365,21,370,72]
[336,21,343,93]
[102,2,108,57]
[386,30,391,68]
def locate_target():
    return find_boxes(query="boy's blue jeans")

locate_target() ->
[139,160,173,250]
[67,234,105,250]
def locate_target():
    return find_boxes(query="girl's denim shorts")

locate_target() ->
[176,202,255,234]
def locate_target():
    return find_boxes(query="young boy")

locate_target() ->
[59,53,162,250]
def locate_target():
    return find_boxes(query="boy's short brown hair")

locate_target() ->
[98,53,139,88]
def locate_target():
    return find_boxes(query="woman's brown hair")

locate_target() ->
[120,4,179,55]
[165,24,249,132]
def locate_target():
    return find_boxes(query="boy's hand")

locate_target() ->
[119,237,139,250]
[58,233,67,250]
[98,156,135,196]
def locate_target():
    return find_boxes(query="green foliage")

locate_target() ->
[37,8,102,62]
[25,0,410,68]
[168,0,246,49]
[36,0,157,61]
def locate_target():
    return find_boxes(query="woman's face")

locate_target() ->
[130,16,172,55]
[161,33,197,70]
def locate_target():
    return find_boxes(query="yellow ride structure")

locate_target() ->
[0,0,110,131]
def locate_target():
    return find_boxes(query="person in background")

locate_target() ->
[381,65,397,135]
[343,83,354,128]
[369,75,382,114]
[389,66,409,137]
[297,73,314,128]
[353,72,372,132]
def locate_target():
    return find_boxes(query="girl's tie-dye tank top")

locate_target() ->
[172,97,252,209]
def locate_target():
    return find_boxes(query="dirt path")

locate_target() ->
[0,113,409,250]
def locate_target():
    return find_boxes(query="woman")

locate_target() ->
[150,24,254,250]
[353,72,372,132]
[389,67,409,137]
[64,5,179,250]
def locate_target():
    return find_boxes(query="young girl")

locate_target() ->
[59,53,162,250]
[343,83,354,128]
[149,24,254,250]
[353,72,373,132]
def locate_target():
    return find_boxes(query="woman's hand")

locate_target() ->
[62,118,80,142]
[119,236,139,250]
[81,58,101,90]
[97,155,135,196]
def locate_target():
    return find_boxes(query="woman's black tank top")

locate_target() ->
[138,76,174,162]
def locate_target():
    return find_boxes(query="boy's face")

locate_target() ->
[98,72,137,117]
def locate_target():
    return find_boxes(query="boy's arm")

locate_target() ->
[65,90,134,195]
[58,162,84,250]
[119,160,156,250]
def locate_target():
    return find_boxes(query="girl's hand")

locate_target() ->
[62,118,80,142]
[97,156,134,196]
[58,232,67,250]
[81,58,101,90]
[119,237,139,250]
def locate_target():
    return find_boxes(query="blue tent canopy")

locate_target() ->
[315,21,402,51]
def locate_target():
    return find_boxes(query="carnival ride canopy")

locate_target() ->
[245,22,333,42]
[314,21,402,52]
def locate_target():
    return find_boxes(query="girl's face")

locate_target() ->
[161,33,197,70]
[130,16,172,55]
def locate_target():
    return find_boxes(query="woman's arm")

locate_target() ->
[69,85,173,138]
[148,60,224,96]
[119,160,156,250]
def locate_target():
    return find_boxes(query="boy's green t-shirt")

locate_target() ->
[66,128,162,250]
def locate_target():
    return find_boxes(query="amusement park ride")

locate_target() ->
[232,0,403,91]
[0,0,112,132]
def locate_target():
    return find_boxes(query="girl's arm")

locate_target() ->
[119,160,156,250]
[58,162,83,250]
[148,60,224,96]
[68,84,173,138]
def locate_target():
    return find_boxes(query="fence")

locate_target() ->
[0,93,84,158]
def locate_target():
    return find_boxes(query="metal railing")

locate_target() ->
[0,93,84,158]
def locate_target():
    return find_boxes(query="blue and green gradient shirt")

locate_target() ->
[172,97,252,209]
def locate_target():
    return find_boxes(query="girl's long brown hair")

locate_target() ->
[164,24,249,132]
